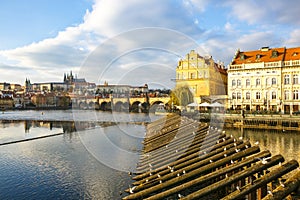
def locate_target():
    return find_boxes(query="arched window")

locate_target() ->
[293,74,298,84]
[232,79,236,86]
[232,92,236,99]
[284,90,289,100]
[237,92,242,99]
[284,75,290,85]
[246,79,250,86]
[246,92,250,100]
[256,78,261,86]
[272,78,276,85]
[265,78,270,86]
[256,92,261,99]
[293,90,299,100]
[272,91,276,99]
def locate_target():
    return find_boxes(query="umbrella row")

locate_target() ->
[187,101,224,107]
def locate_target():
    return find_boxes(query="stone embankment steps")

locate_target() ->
[123,114,300,200]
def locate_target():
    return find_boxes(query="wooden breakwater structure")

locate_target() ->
[196,114,300,131]
[123,113,300,200]
[224,117,300,131]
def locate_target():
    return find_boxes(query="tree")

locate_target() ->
[169,85,194,106]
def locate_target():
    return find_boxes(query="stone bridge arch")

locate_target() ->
[149,101,163,113]
[100,101,111,111]
[114,101,130,112]
[131,101,141,113]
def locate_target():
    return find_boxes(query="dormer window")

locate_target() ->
[293,52,298,57]
[240,53,245,60]
[256,54,261,59]
[271,50,278,58]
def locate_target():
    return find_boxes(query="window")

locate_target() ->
[197,71,202,78]
[293,90,299,100]
[232,92,236,99]
[272,78,276,85]
[284,90,289,100]
[271,50,278,57]
[284,75,290,85]
[237,79,241,86]
[272,91,276,99]
[240,53,245,60]
[190,73,195,79]
[293,74,298,84]
[246,79,250,86]
[256,92,261,99]
[265,92,269,100]
[246,92,250,100]
[265,78,270,85]
[256,78,261,86]
[237,92,242,99]
[232,79,236,86]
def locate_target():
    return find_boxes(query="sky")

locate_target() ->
[1,0,300,89]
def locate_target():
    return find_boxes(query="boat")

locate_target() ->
[154,104,169,115]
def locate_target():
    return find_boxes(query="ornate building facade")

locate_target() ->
[228,46,300,114]
[175,50,227,104]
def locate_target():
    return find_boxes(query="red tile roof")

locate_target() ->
[284,47,300,61]
[231,47,287,65]
[231,46,300,65]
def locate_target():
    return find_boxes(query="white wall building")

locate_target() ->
[228,46,300,114]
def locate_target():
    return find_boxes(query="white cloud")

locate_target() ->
[0,0,299,87]
[225,0,300,26]
[0,0,204,85]
[224,22,234,32]
[82,0,203,37]
[198,30,279,66]
[285,29,300,46]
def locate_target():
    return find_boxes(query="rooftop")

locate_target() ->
[231,46,300,65]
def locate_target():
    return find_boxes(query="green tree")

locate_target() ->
[169,85,194,106]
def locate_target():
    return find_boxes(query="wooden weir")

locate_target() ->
[123,113,300,200]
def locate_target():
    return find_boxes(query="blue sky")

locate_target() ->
[0,0,300,88]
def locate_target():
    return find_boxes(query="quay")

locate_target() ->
[223,114,300,131]
[123,113,300,199]
[187,112,300,131]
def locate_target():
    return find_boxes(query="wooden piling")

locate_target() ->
[262,169,300,200]
[180,155,284,200]
[123,114,300,200]
[221,160,299,200]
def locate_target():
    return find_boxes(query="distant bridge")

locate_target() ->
[73,96,170,112]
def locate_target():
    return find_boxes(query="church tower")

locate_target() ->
[25,78,31,93]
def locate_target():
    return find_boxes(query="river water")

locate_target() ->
[0,110,299,199]
[0,110,162,199]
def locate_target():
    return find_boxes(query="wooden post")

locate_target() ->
[123,147,264,200]
[221,160,299,200]
[180,155,284,200]
[262,169,300,200]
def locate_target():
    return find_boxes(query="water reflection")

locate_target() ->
[225,128,300,163]
[0,120,142,199]
[0,131,132,199]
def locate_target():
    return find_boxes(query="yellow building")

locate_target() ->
[175,50,227,104]
[228,46,300,114]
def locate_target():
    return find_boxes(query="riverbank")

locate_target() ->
[184,112,300,131]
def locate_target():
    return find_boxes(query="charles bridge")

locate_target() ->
[72,95,171,112]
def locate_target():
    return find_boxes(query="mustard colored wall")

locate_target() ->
[176,50,227,102]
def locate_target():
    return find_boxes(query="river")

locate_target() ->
[0,110,299,199]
